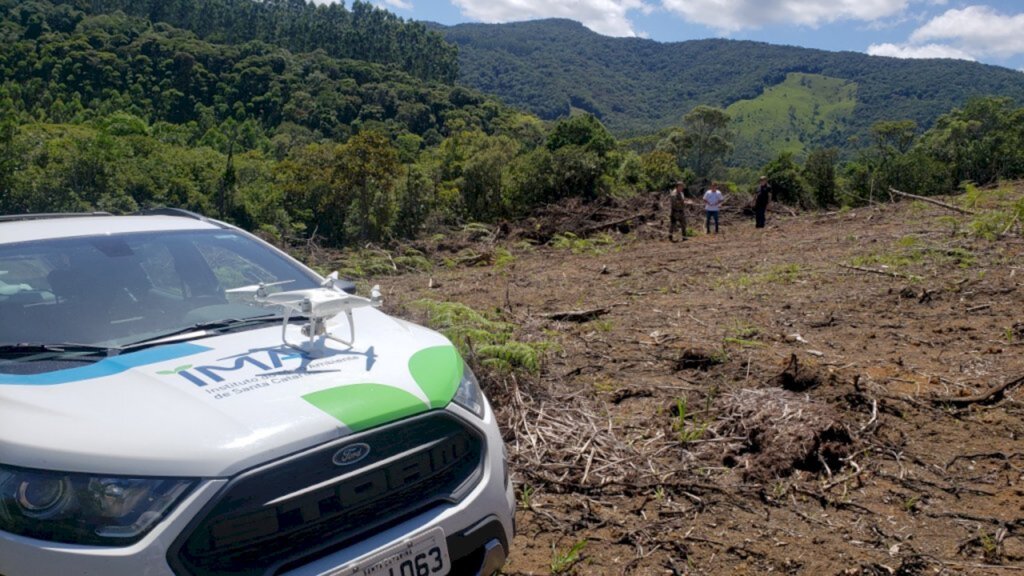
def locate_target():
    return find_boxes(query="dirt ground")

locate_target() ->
[355,186,1024,575]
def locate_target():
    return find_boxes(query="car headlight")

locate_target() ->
[452,363,486,419]
[0,464,195,546]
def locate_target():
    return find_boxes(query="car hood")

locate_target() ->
[0,308,466,477]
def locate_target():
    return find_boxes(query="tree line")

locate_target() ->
[1,0,1023,250]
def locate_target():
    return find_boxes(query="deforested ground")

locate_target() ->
[326,184,1024,575]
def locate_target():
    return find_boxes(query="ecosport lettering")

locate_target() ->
[164,345,377,388]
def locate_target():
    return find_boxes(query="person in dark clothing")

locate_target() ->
[754,175,772,229]
[668,181,688,242]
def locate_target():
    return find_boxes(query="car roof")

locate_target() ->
[0,212,225,245]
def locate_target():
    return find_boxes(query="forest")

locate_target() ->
[1,0,1024,249]
[442,19,1024,151]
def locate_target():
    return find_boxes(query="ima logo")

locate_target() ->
[157,346,376,387]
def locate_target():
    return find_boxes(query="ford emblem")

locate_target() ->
[332,443,371,467]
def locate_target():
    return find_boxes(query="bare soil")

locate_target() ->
[365,187,1024,575]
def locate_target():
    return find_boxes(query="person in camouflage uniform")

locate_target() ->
[669,181,688,242]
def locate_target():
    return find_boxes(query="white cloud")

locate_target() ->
[909,6,1024,58]
[657,0,909,32]
[864,6,1024,64]
[450,0,653,37]
[867,42,975,60]
[378,0,413,10]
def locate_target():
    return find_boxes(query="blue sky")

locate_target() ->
[322,1,1024,71]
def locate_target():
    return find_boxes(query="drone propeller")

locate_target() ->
[225,279,294,300]
[321,271,340,288]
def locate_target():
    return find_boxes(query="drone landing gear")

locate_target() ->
[281,309,357,358]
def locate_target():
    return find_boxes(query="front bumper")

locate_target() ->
[0,406,515,576]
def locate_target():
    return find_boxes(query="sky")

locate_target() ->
[321,0,1024,72]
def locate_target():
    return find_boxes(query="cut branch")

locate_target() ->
[931,374,1024,407]
[579,211,657,235]
[838,263,918,280]
[889,187,977,215]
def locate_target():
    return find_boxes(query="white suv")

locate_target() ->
[0,210,514,576]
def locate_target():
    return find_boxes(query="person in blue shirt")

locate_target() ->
[702,182,725,234]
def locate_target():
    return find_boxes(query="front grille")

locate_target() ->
[169,412,484,576]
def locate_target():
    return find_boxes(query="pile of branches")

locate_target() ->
[711,388,856,483]
[500,385,688,495]
[492,379,858,496]
[510,195,661,244]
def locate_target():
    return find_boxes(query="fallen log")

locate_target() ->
[579,210,658,235]
[889,187,977,215]
[541,307,610,322]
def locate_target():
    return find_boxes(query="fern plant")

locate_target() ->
[411,299,550,374]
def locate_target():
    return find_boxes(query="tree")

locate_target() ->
[394,164,434,237]
[0,100,20,214]
[865,118,958,197]
[504,146,554,210]
[460,135,519,220]
[336,130,400,242]
[763,152,807,206]
[654,129,689,175]
[871,120,917,159]
[640,150,683,192]
[546,114,616,199]
[547,114,616,157]
[681,105,732,181]
[278,142,346,242]
[918,96,1024,186]
[803,148,838,207]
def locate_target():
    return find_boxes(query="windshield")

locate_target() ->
[0,229,321,353]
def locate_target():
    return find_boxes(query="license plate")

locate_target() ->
[322,527,450,576]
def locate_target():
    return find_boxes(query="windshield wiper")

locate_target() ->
[0,343,122,359]
[120,315,307,352]
[0,317,308,361]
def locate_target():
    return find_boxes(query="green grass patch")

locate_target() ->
[728,73,857,164]
[957,184,1024,240]
[493,247,516,271]
[723,263,806,289]
[329,247,432,278]
[410,299,554,374]
[969,210,1018,240]
[851,243,975,270]
[550,540,587,575]
[550,232,615,255]
[672,397,710,443]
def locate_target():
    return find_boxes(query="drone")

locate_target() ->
[226,272,381,357]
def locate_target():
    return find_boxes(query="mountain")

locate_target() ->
[440,18,1024,163]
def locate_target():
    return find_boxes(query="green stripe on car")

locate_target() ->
[303,384,427,432]
[408,345,463,408]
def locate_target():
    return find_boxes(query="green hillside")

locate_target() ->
[4,0,1024,236]
[440,19,1024,161]
[728,73,857,164]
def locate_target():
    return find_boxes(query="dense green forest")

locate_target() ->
[1,1,1023,248]
[440,19,1024,164]
[51,0,458,82]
